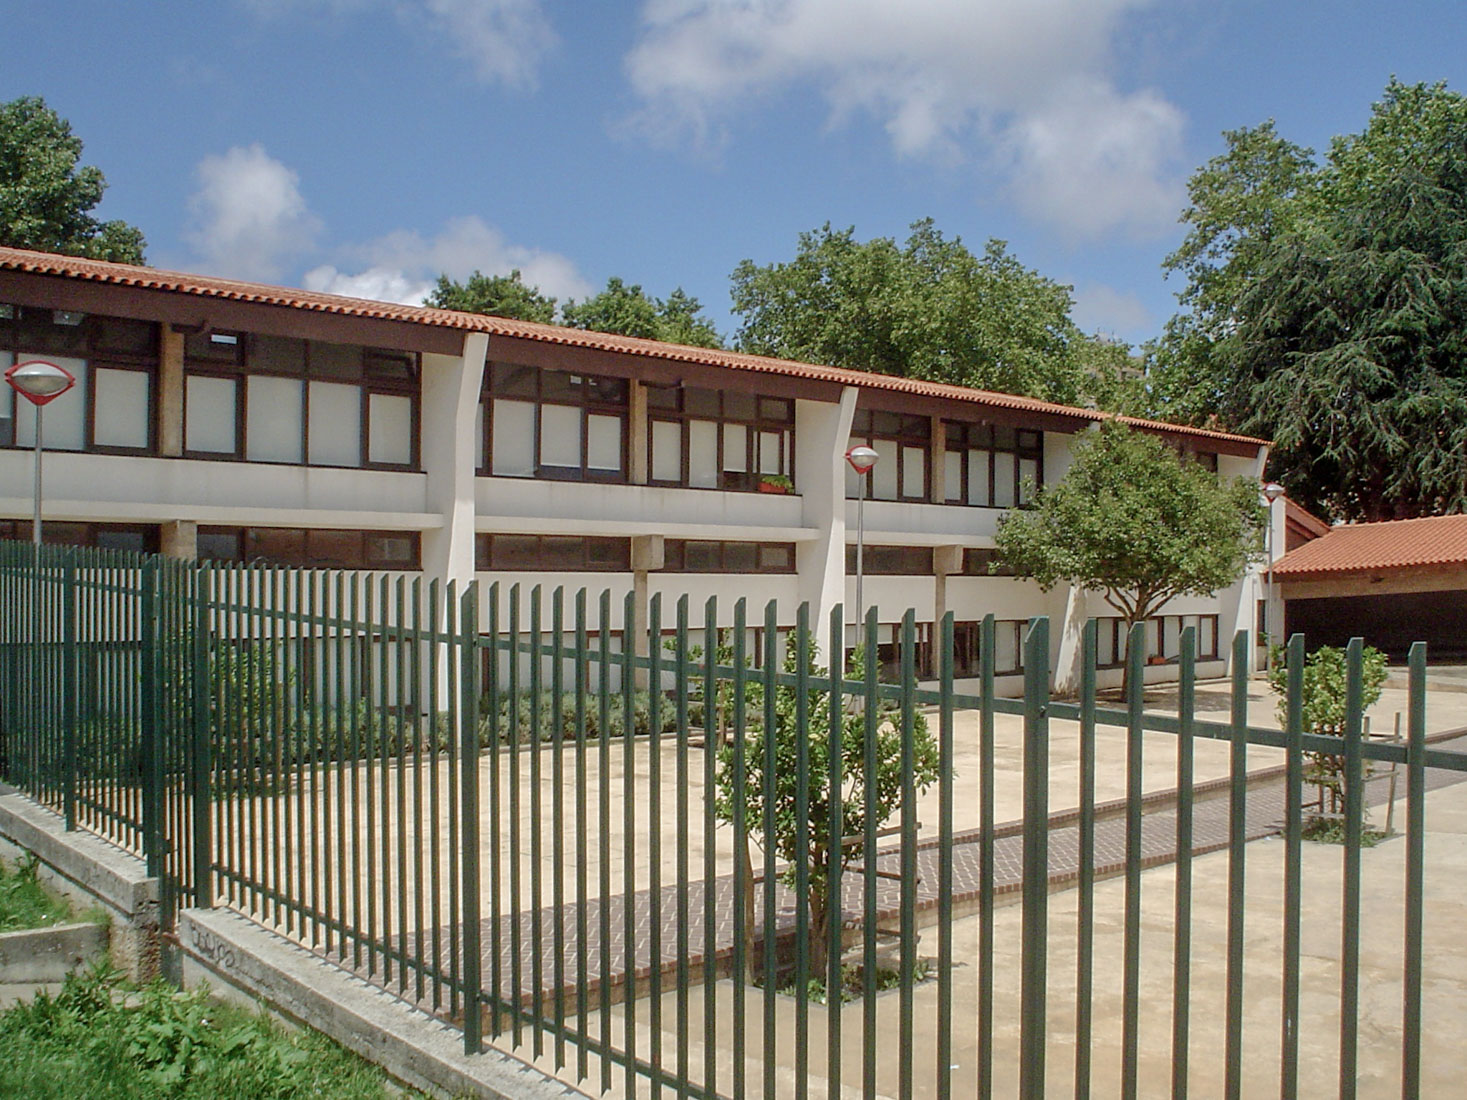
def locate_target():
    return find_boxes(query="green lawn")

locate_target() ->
[0,966,423,1099]
[0,856,77,931]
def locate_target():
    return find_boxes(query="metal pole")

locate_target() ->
[31,404,43,546]
[855,473,866,637]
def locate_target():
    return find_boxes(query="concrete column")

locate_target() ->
[1052,584,1088,695]
[930,417,947,504]
[795,386,859,644]
[158,326,185,457]
[159,520,197,561]
[629,380,648,485]
[631,535,664,686]
[933,543,961,629]
[420,333,487,602]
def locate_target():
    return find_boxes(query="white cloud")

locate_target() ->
[1072,280,1155,339]
[243,0,554,88]
[303,215,593,306]
[625,0,1185,239]
[185,144,322,281]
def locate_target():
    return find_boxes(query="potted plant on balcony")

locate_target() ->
[757,474,794,495]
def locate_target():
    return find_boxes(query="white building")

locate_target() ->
[0,246,1273,693]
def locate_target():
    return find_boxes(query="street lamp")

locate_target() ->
[6,360,77,546]
[1262,481,1286,667]
[845,445,879,642]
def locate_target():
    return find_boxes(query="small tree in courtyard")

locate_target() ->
[995,420,1266,691]
[713,640,939,982]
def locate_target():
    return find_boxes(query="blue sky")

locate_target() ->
[4,1,1466,350]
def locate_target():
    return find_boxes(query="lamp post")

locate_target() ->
[6,360,77,546]
[1262,481,1286,667]
[845,445,879,643]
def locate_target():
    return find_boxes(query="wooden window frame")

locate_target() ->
[662,539,798,574]
[943,421,1044,509]
[848,409,930,502]
[475,533,633,572]
[644,385,795,493]
[480,363,629,484]
[197,525,422,570]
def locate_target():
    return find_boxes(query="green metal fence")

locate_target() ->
[1,538,1463,1098]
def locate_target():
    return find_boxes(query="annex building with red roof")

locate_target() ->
[0,246,1274,692]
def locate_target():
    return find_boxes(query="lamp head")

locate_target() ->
[845,445,879,474]
[7,360,76,406]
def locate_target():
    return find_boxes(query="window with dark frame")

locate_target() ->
[197,526,421,570]
[182,331,419,470]
[481,363,629,483]
[943,421,1042,508]
[961,547,1024,576]
[476,533,632,572]
[663,539,796,573]
[1092,614,1221,668]
[843,544,934,575]
[0,520,159,554]
[0,306,158,455]
[847,409,930,501]
[645,385,795,492]
[951,619,1027,678]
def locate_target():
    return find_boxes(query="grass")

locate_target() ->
[781,958,933,1005]
[0,964,424,1099]
[0,855,78,932]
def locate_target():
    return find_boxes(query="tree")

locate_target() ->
[713,640,938,982]
[425,269,556,323]
[0,96,145,263]
[994,421,1265,689]
[1151,80,1467,520]
[562,276,722,347]
[730,219,1091,405]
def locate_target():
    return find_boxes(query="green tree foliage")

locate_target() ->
[1152,80,1467,520]
[995,422,1265,679]
[730,219,1091,405]
[562,276,722,347]
[1267,643,1388,836]
[0,96,145,263]
[425,268,556,323]
[714,640,938,978]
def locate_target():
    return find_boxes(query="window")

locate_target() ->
[960,548,1024,577]
[480,363,628,482]
[0,307,156,454]
[645,385,794,492]
[664,539,795,573]
[198,526,420,570]
[1093,615,1220,667]
[183,332,418,469]
[952,619,1027,677]
[844,544,933,575]
[476,534,632,571]
[854,621,936,681]
[847,410,929,501]
[943,422,1042,508]
[0,520,158,554]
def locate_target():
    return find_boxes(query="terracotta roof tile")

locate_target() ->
[1274,513,1467,578]
[0,246,1266,449]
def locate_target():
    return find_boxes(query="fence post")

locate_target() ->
[140,558,163,878]
[192,566,213,907]
[62,553,77,831]
[1019,615,1051,1100]
[458,581,482,1056]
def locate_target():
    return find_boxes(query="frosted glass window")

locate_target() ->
[1146,618,1161,656]
[1182,616,1200,654]
[1201,617,1217,658]
[688,420,718,488]
[540,404,582,469]
[993,452,1017,508]
[1018,457,1040,503]
[368,392,412,466]
[759,431,781,474]
[92,368,150,450]
[996,622,1019,673]
[586,413,622,472]
[476,404,486,470]
[945,451,963,502]
[307,380,361,467]
[0,352,10,442]
[11,355,87,451]
[245,376,303,463]
[968,451,991,506]
[722,423,747,472]
[1097,625,1116,667]
[651,420,681,482]
[492,400,535,476]
[872,439,898,500]
[186,374,238,454]
[902,445,926,498]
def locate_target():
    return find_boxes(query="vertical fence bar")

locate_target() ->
[551,587,566,1072]
[598,589,613,1095]
[702,595,719,1100]
[529,586,544,1056]
[192,567,212,908]
[793,601,812,1100]
[826,601,844,1100]
[1076,618,1097,1100]
[1339,636,1364,1100]
[674,593,691,1099]
[1225,628,1249,1100]
[411,576,425,1002]
[898,609,919,1099]
[62,555,76,831]
[1019,616,1051,1100]
[622,588,639,1100]
[377,574,394,983]
[448,582,466,1021]
[649,591,665,1090]
[508,584,523,1045]
[460,582,483,1056]
[427,578,442,1009]
[935,611,954,1100]
[1171,626,1196,1100]
[395,576,409,991]
[1281,632,1305,1097]
[761,597,778,1100]
[140,560,163,879]
[1402,640,1426,1099]
[731,597,748,1100]
[485,584,500,1035]
[1121,621,1145,1099]
[861,606,878,1098]
[978,612,996,1100]
[574,587,589,1085]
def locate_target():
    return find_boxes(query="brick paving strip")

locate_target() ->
[346,729,1467,1019]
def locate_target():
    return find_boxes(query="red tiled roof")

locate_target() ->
[1274,513,1467,578]
[0,246,1266,449]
